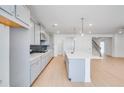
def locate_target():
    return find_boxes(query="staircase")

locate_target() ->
[92,40,103,59]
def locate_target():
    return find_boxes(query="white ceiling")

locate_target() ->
[30,5,124,34]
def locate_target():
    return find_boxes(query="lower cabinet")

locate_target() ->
[65,56,85,82]
[30,57,41,84]
[30,50,54,85]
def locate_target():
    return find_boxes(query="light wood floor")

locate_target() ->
[91,56,124,86]
[32,56,124,87]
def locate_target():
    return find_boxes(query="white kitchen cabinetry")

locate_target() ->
[30,20,35,45]
[30,57,41,83]
[0,5,30,28]
[41,53,48,70]
[34,24,40,45]
[48,50,54,62]
[16,6,30,25]
[65,55,85,82]
[0,24,9,87]
[30,21,41,45]
[10,28,30,87]
[0,5,15,16]
[0,5,31,87]
[30,50,54,84]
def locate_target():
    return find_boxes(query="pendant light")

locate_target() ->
[81,17,84,36]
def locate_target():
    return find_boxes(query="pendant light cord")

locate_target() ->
[81,17,84,34]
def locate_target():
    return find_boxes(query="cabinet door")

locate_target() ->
[16,5,30,25]
[69,59,85,82]
[34,24,40,45]
[0,5,15,16]
[39,57,43,71]
[30,20,35,45]
[0,24,9,86]
[31,59,40,84]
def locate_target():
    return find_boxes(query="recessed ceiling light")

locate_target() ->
[118,29,124,34]
[118,31,122,34]
[52,24,58,27]
[89,24,93,26]
[81,33,84,37]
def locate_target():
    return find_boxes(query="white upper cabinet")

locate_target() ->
[34,24,41,45]
[16,6,30,25]
[30,20,35,45]
[0,5,30,28]
[0,5,15,16]
[30,20,41,45]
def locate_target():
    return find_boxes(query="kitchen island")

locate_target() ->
[65,52,91,82]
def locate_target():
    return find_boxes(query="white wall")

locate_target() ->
[112,34,124,57]
[74,35,92,57]
[0,24,9,86]
[104,38,112,56]
[63,36,74,53]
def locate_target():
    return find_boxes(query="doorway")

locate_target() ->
[92,37,112,59]
[100,41,105,57]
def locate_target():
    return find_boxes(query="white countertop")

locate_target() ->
[65,51,91,82]
[65,52,90,59]
[30,49,53,61]
[30,53,42,61]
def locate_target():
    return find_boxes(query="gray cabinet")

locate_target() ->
[30,57,41,84]
[34,24,40,45]
[30,21,41,45]
[30,51,54,85]
[30,20,35,45]
[16,6,30,25]
[0,24,9,87]
[65,57,85,82]
[0,5,30,28]
[0,5,15,16]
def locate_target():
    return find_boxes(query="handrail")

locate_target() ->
[92,40,101,57]
[92,40,101,50]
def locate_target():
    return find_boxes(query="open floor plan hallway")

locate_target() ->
[32,56,124,87]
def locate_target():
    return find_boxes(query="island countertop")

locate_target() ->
[65,51,91,82]
[65,52,91,59]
